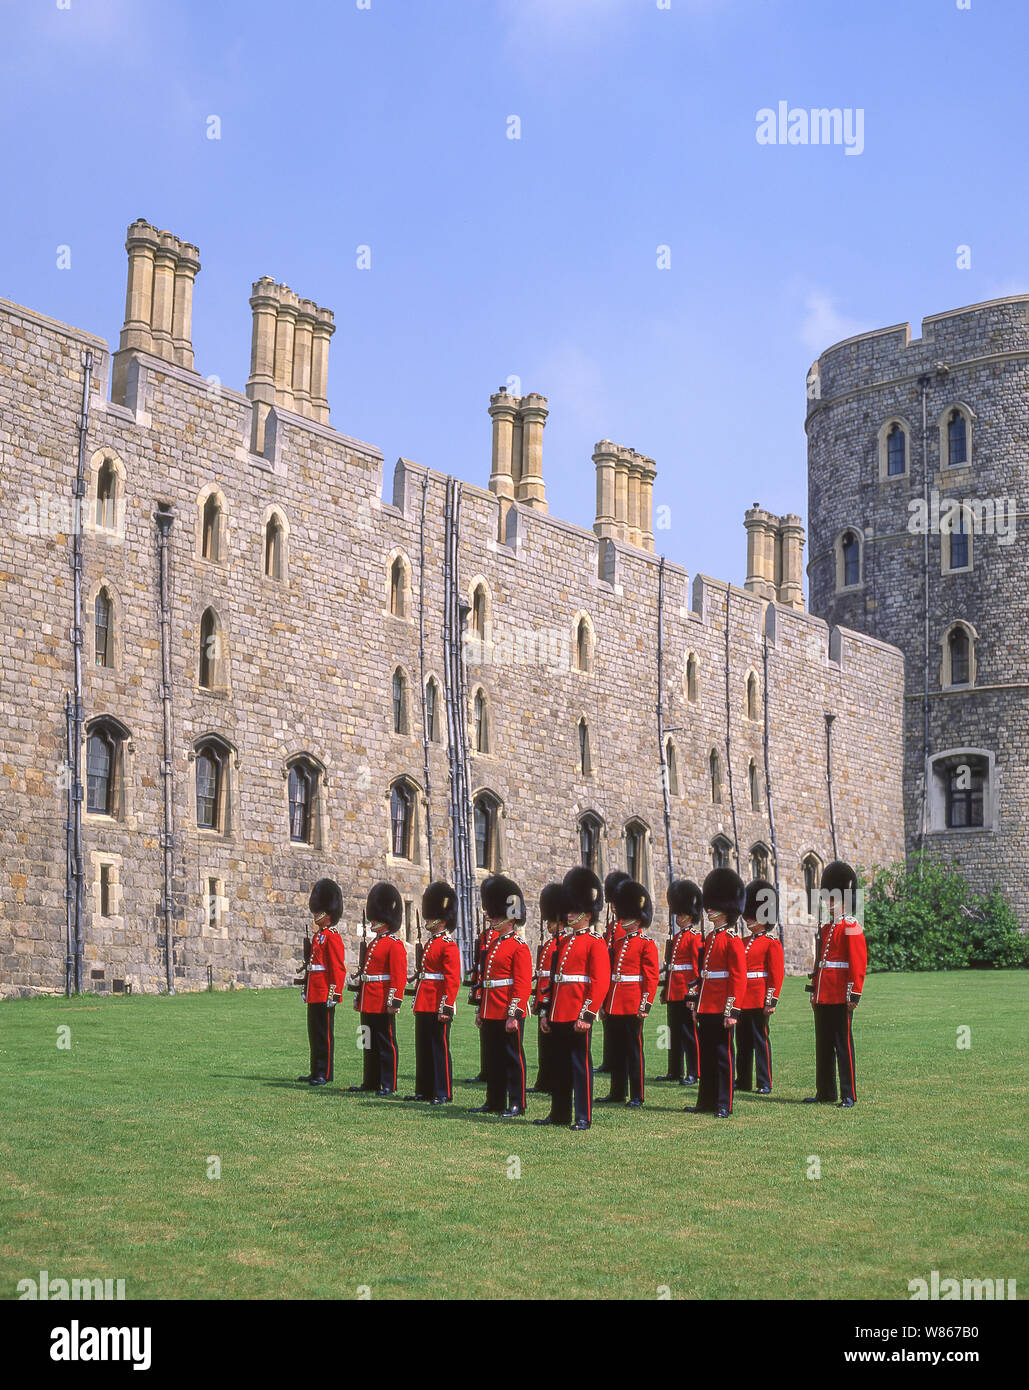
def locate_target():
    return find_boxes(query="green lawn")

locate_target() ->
[1,974,1025,1300]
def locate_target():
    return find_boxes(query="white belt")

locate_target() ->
[554,974,589,983]
[746,971,768,978]
[611,974,641,982]
[484,978,515,987]
[821,961,848,969]
[363,974,391,982]
[702,970,728,979]
[538,970,551,978]
[421,973,444,981]
[308,964,325,972]
[670,964,694,973]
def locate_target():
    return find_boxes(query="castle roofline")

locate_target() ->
[813,292,1029,363]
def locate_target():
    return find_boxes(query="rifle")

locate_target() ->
[659,906,674,1005]
[466,905,485,1005]
[406,909,423,996]
[347,909,368,993]
[531,912,546,1010]
[294,929,312,988]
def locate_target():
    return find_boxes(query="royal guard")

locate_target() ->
[406,881,462,1105]
[297,878,347,1086]
[735,878,785,1095]
[529,882,569,1094]
[534,867,611,1131]
[600,879,660,1108]
[595,869,630,1075]
[471,875,534,1118]
[684,868,748,1118]
[348,882,407,1097]
[465,876,501,1084]
[805,860,867,1108]
[659,878,703,1086]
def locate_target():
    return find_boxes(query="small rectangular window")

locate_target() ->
[100,864,112,917]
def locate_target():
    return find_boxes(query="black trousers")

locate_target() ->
[813,1003,857,1103]
[481,1017,527,1112]
[533,1017,554,1091]
[667,998,699,1079]
[414,1012,453,1101]
[735,1008,773,1091]
[606,1014,645,1102]
[695,1013,736,1114]
[598,1013,612,1070]
[548,1021,594,1126]
[359,1011,399,1092]
[306,1002,336,1081]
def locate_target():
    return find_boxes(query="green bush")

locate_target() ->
[861,854,1028,971]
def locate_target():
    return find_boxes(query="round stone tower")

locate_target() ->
[806,295,1029,921]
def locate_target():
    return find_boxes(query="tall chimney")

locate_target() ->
[112,219,201,405]
[777,513,806,609]
[744,504,778,602]
[488,389,519,500]
[515,393,548,511]
[636,453,656,552]
[246,278,336,449]
[592,440,619,540]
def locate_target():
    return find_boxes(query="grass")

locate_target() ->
[1,973,1026,1300]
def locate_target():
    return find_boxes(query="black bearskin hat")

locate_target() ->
[702,868,746,922]
[366,881,403,933]
[309,878,343,926]
[539,882,571,925]
[821,860,857,894]
[744,878,779,928]
[667,878,703,924]
[481,874,526,925]
[613,878,653,930]
[564,866,604,923]
[604,869,630,902]
[422,880,458,928]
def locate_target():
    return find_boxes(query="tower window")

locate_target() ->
[749,758,761,811]
[665,738,678,796]
[425,679,440,742]
[575,618,591,672]
[579,813,602,872]
[746,672,759,720]
[201,494,222,562]
[94,589,112,668]
[948,509,970,571]
[710,749,722,805]
[198,609,223,689]
[886,424,906,476]
[948,626,970,686]
[625,820,648,887]
[390,780,416,859]
[95,460,117,530]
[86,728,115,816]
[288,763,312,843]
[473,792,501,871]
[947,410,968,467]
[841,530,860,587]
[265,515,284,580]
[390,557,407,617]
[472,585,488,641]
[392,669,408,734]
[711,836,732,871]
[474,690,490,753]
[196,749,222,830]
[579,718,592,776]
[685,653,699,704]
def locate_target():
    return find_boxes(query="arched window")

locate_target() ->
[625,820,648,887]
[947,409,968,467]
[886,423,906,476]
[94,588,112,668]
[746,672,759,721]
[392,668,408,734]
[86,726,115,815]
[201,494,222,562]
[929,750,992,831]
[750,843,770,879]
[578,718,592,776]
[95,460,118,531]
[579,812,603,872]
[198,609,224,689]
[265,515,284,580]
[390,779,417,859]
[709,749,722,805]
[389,556,408,618]
[685,652,699,704]
[802,853,822,915]
[575,617,592,672]
[945,506,971,572]
[424,678,441,743]
[473,791,501,871]
[195,740,229,832]
[948,625,970,686]
[287,760,318,844]
[749,758,761,811]
[665,738,679,796]
[472,584,488,641]
[711,836,732,871]
[841,530,861,588]
[473,690,491,753]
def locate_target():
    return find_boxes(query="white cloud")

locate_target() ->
[798,291,871,354]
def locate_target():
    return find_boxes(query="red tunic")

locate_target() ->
[468,926,501,1004]
[479,933,534,1020]
[412,932,462,1014]
[812,916,867,1005]
[606,933,661,1015]
[356,933,408,1013]
[303,925,347,1005]
[549,929,612,1024]
[533,934,560,1015]
[693,930,748,1015]
[740,932,785,1009]
[665,927,702,1003]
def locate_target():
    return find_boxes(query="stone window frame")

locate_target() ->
[468,575,494,644]
[749,842,771,880]
[710,835,733,871]
[391,664,413,737]
[195,483,229,567]
[571,610,596,675]
[938,401,975,472]
[940,619,978,690]
[470,685,493,757]
[197,604,231,694]
[202,873,228,938]
[801,851,823,918]
[472,786,505,875]
[941,501,975,576]
[578,809,605,875]
[386,547,413,621]
[748,756,761,812]
[623,818,652,894]
[664,735,679,797]
[423,673,443,743]
[190,732,238,839]
[577,715,593,778]
[283,751,329,851]
[386,774,424,866]
[683,650,700,705]
[89,849,124,926]
[88,577,122,673]
[82,715,134,826]
[709,747,723,805]
[262,504,290,585]
[744,667,760,721]
[877,416,912,481]
[88,448,127,540]
[833,526,864,594]
[927,747,995,834]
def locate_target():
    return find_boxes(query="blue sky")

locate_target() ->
[2,0,1025,588]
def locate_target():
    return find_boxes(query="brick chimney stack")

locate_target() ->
[112,218,200,403]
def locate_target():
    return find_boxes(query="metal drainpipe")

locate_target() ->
[70,349,93,995]
[762,632,782,943]
[723,587,740,870]
[918,375,931,871]
[825,712,839,861]
[64,694,75,996]
[442,478,474,966]
[155,505,176,994]
[656,556,674,885]
[418,473,434,880]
